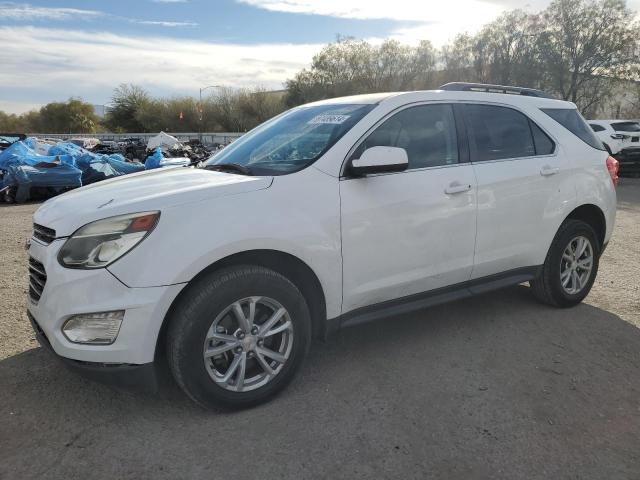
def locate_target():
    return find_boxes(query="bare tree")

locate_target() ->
[285,38,436,105]
[538,0,639,109]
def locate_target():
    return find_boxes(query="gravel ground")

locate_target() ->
[1,179,639,479]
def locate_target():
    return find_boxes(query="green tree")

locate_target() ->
[105,84,151,132]
[0,99,98,134]
[38,98,99,133]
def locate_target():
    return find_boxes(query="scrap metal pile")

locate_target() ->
[0,132,218,203]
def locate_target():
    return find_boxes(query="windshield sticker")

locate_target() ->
[308,114,351,125]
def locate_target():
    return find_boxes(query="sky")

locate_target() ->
[0,0,636,114]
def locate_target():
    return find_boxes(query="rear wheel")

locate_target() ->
[530,219,600,307]
[167,265,311,409]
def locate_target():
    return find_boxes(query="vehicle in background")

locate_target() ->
[589,120,640,176]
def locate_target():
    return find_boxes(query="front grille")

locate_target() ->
[28,256,47,302]
[33,223,56,244]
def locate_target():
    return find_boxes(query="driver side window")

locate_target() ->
[352,104,459,169]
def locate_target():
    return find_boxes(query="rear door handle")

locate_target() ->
[444,181,472,194]
[540,165,560,176]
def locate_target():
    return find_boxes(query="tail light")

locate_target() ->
[611,133,625,140]
[606,156,619,187]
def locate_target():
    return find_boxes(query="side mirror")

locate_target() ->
[350,146,408,176]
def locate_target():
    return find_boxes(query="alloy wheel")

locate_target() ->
[203,296,294,392]
[559,235,594,295]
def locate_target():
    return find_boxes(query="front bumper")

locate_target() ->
[27,237,186,365]
[29,311,158,392]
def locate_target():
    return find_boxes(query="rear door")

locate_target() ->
[340,103,477,313]
[461,103,569,279]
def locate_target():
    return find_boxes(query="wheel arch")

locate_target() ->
[564,204,606,250]
[155,249,328,363]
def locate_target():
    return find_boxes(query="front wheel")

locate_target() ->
[530,219,600,308]
[167,265,311,409]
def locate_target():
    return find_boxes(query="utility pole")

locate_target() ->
[198,85,221,142]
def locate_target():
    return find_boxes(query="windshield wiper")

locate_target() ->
[204,163,253,176]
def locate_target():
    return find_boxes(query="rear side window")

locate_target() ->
[541,108,605,151]
[589,123,606,132]
[465,104,535,161]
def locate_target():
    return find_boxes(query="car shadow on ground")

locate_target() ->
[2,284,640,479]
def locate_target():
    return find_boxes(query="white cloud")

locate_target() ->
[0,2,200,28]
[0,26,321,112]
[238,0,640,46]
[238,0,500,22]
[136,20,198,27]
[0,2,103,21]
[237,0,504,45]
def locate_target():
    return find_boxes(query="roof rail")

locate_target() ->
[439,82,552,98]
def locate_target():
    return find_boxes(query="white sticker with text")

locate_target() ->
[308,114,351,125]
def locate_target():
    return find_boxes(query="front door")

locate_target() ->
[340,103,477,313]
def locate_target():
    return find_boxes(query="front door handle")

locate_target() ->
[444,181,472,194]
[540,165,560,176]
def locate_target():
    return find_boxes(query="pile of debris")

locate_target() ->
[0,132,219,203]
[145,132,217,166]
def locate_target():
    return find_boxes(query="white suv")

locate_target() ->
[27,83,618,409]
[588,119,640,176]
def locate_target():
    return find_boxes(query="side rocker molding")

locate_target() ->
[326,266,542,336]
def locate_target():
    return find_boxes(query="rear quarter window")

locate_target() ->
[542,108,605,150]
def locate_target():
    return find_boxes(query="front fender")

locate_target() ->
[107,167,343,318]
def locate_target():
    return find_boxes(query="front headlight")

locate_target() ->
[58,211,160,269]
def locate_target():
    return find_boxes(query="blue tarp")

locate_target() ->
[6,164,83,203]
[1,138,144,202]
[145,147,190,169]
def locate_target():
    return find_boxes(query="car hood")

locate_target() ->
[34,167,273,237]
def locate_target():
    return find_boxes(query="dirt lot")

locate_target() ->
[1,180,639,479]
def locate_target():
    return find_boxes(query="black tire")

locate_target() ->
[530,219,600,308]
[166,265,311,410]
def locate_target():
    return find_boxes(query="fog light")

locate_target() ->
[62,311,124,345]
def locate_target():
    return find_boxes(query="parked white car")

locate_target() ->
[28,83,618,409]
[589,119,640,176]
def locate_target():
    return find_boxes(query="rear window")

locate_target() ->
[542,108,605,150]
[589,123,606,132]
[611,121,640,132]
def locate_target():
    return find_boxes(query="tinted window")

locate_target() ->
[205,103,375,175]
[589,123,606,132]
[465,104,535,161]
[611,121,640,132]
[353,104,458,169]
[541,108,605,150]
[530,121,555,155]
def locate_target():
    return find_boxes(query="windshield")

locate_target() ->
[205,103,375,175]
[611,121,640,132]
